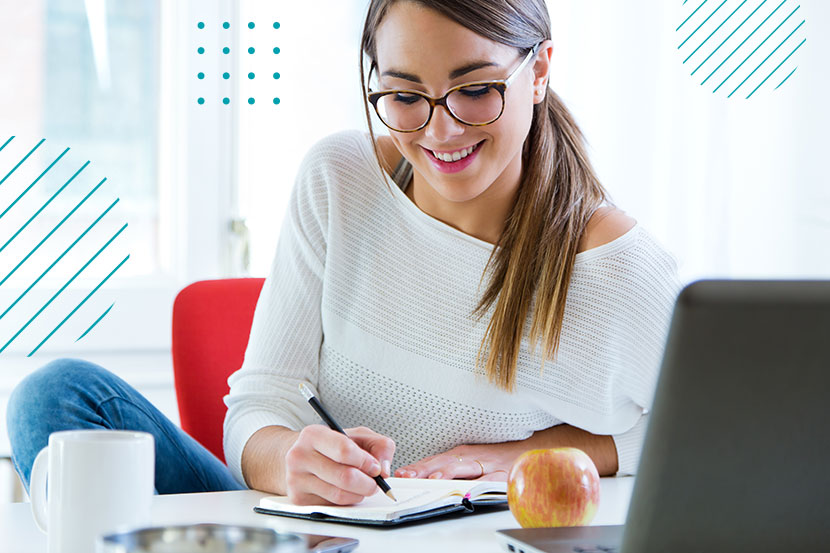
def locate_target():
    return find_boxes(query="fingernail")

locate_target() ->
[383,460,391,477]
[429,472,442,479]
[371,460,381,475]
[407,470,417,478]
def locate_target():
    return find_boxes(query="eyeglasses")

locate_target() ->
[367,43,541,133]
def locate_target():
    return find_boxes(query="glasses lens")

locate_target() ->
[447,84,503,125]
[375,92,430,131]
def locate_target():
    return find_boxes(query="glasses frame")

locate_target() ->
[367,42,541,133]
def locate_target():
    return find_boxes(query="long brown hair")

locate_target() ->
[360,0,609,391]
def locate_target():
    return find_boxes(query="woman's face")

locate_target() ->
[374,2,549,204]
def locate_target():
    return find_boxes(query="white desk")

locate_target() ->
[0,477,634,553]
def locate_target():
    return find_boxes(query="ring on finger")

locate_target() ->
[473,459,485,477]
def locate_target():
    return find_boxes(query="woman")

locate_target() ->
[225,0,679,506]
[7,0,679,506]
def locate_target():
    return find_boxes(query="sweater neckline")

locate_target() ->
[356,131,642,262]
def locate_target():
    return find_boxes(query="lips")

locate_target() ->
[422,140,485,174]
[424,140,484,162]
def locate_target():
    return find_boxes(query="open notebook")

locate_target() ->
[253,477,508,526]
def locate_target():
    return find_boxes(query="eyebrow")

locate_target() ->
[380,60,500,83]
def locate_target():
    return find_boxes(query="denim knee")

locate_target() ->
[7,357,110,420]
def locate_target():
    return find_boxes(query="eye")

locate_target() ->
[458,85,491,97]
[391,92,422,105]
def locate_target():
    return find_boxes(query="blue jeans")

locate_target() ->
[6,358,245,495]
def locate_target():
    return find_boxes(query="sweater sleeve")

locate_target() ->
[604,232,682,475]
[612,412,650,475]
[222,137,333,486]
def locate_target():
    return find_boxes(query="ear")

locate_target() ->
[531,39,553,104]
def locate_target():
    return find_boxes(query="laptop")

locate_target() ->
[497,280,830,553]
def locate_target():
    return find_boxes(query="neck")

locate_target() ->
[406,159,522,246]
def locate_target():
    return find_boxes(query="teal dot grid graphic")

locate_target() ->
[0,136,129,357]
[195,20,281,106]
[677,0,806,99]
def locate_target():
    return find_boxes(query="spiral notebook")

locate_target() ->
[254,477,508,526]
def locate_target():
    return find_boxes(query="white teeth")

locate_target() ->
[431,143,478,162]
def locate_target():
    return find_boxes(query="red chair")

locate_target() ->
[171,278,265,463]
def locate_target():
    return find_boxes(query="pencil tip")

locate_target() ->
[386,490,397,502]
[298,382,313,401]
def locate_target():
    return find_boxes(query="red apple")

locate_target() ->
[507,447,600,528]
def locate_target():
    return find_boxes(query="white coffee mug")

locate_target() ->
[30,430,155,553]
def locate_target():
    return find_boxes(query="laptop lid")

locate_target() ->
[621,280,830,552]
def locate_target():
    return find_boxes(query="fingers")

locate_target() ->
[313,428,382,477]
[345,426,396,478]
[283,424,396,505]
[396,453,484,480]
[286,470,371,506]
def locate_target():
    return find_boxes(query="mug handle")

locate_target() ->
[30,446,49,532]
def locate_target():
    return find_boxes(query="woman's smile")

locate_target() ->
[421,140,485,173]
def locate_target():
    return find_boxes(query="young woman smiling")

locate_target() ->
[229,0,680,506]
[7,0,680,507]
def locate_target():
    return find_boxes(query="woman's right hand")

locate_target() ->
[283,424,395,505]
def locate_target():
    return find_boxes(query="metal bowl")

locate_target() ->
[97,523,307,553]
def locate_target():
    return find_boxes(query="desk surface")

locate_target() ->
[0,477,634,553]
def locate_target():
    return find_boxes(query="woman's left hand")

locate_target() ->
[394,444,515,481]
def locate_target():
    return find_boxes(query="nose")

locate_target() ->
[424,104,465,143]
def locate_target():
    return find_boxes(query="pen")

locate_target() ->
[299,382,397,501]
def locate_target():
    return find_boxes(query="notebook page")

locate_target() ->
[257,478,505,521]
[259,487,452,520]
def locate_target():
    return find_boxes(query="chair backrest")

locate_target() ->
[171,278,265,463]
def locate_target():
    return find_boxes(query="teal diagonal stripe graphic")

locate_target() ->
[0,138,130,356]
[0,223,128,355]
[0,139,45,188]
[29,254,129,356]
[0,199,120,321]
[0,178,107,288]
[0,160,88,254]
[0,148,70,222]
[676,0,807,98]
[76,302,115,342]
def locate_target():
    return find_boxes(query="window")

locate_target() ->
[0,0,235,358]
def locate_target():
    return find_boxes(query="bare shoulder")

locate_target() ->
[578,207,637,253]
[376,135,403,175]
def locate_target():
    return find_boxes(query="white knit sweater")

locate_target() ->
[223,129,681,486]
